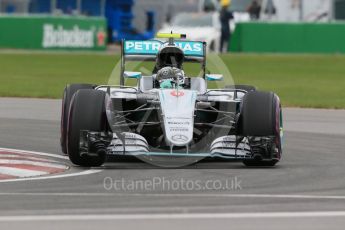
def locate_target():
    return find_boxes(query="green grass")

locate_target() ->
[0,52,115,98]
[0,52,344,108]
[222,54,345,109]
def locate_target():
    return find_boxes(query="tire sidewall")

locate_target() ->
[67,89,106,167]
[60,84,95,154]
[240,91,283,165]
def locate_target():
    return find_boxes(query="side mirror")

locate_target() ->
[124,71,142,79]
[206,74,223,81]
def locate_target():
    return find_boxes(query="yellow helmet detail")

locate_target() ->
[220,0,231,7]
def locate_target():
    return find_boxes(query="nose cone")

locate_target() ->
[158,89,197,147]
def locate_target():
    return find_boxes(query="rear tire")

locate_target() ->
[60,84,95,154]
[240,91,282,167]
[67,89,106,167]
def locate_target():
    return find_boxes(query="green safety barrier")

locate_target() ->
[0,15,107,50]
[230,22,345,54]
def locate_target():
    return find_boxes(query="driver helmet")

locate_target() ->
[156,67,185,88]
[156,45,184,69]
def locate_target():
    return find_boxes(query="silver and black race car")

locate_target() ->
[60,33,283,167]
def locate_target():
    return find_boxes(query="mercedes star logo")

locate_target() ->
[171,134,188,142]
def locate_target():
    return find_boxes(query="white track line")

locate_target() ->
[0,192,345,200]
[1,211,345,222]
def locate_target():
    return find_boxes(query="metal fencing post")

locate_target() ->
[77,0,82,15]
[100,0,106,17]
[329,0,335,21]
[299,0,304,21]
[51,0,57,14]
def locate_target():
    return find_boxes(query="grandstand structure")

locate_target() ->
[0,0,200,40]
[0,0,344,42]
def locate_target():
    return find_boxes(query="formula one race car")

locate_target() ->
[60,33,283,167]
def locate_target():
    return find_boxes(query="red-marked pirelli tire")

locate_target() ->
[240,91,283,167]
[60,84,95,154]
[67,89,106,167]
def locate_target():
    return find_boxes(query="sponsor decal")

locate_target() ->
[170,90,184,97]
[124,133,137,138]
[168,121,190,125]
[166,117,190,120]
[42,24,105,48]
[97,30,106,46]
[222,142,236,148]
[170,127,189,132]
[124,40,204,56]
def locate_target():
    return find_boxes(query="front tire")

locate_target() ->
[60,84,95,154]
[240,91,283,167]
[67,89,107,167]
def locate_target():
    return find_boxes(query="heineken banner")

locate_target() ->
[0,16,106,50]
